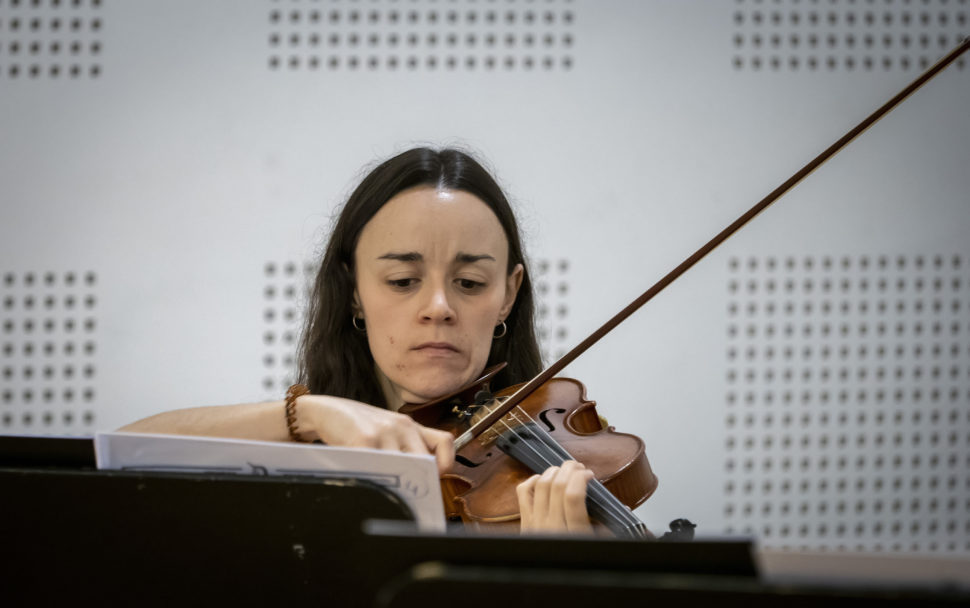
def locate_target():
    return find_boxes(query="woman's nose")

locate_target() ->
[420,284,455,322]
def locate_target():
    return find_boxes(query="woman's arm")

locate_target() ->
[118,400,291,441]
[119,394,455,473]
[124,401,591,532]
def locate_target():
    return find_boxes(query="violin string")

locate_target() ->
[465,398,640,533]
[486,403,642,532]
[492,405,637,529]
[507,408,643,530]
[500,407,642,532]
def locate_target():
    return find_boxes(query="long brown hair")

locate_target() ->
[298,147,542,408]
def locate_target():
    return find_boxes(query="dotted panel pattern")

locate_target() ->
[267,0,576,72]
[724,255,970,555]
[534,258,570,363]
[259,258,569,398]
[1,271,99,433]
[0,0,104,80]
[732,0,968,72]
[261,261,314,396]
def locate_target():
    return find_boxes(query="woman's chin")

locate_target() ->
[392,356,486,401]
[398,374,474,404]
[399,385,459,404]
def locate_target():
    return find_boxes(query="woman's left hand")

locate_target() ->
[516,460,594,534]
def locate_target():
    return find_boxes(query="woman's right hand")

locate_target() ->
[298,394,455,474]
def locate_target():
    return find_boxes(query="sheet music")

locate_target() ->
[95,431,445,532]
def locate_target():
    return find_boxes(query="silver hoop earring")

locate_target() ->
[493,320,507,339]
[352,315,366,332]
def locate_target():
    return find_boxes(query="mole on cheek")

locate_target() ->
[389,336,395,344]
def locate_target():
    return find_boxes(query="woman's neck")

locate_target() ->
[375,367,405,411]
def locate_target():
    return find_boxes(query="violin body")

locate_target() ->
[447,378,658,525]
[401,367,658,529]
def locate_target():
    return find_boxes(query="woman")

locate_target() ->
[122,147,594,533]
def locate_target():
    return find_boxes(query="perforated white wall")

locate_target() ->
[732,0,968,72]
[260,260,314,395]
[264,0,576,72]
[0,0,105,80]
[724,254,970,554]
[1,0,968,553]
[1,270,99,432]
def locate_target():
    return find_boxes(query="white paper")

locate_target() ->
[95,431,445,532]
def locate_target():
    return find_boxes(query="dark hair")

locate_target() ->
[298,147,542,408]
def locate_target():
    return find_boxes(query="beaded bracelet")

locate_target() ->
[284,383,311,442]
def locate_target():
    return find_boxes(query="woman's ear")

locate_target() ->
[499,263,524,319]
[346,262,363,317]
[352,289,363,317]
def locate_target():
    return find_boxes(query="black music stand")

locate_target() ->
[5,436,963,606]
[357,523,965,607]
[1,435,414,605]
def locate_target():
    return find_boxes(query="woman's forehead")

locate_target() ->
[356,187,509,261]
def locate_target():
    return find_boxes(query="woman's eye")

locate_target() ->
[388,278,416,289]
[457,278,484,290]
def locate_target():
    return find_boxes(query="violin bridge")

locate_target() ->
[476,398,520,446]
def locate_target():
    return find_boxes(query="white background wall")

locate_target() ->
[1,0,968,554]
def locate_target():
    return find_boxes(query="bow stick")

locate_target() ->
[455,36,970,452]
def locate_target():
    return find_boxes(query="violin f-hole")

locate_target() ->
[539,408,567,433]
[455,453,491,468]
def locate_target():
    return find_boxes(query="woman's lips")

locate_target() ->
[413,342,460,356]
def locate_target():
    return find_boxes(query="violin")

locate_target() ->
[401,364,657,538]
[405,38,969,538]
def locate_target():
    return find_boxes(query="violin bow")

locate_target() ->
[455,36,970,452]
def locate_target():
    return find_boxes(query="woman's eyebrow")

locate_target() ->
[456,253,496,264]
[377,252,496,264]
[377,252,421,262]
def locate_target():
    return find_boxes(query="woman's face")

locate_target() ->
[353,186,523,407]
